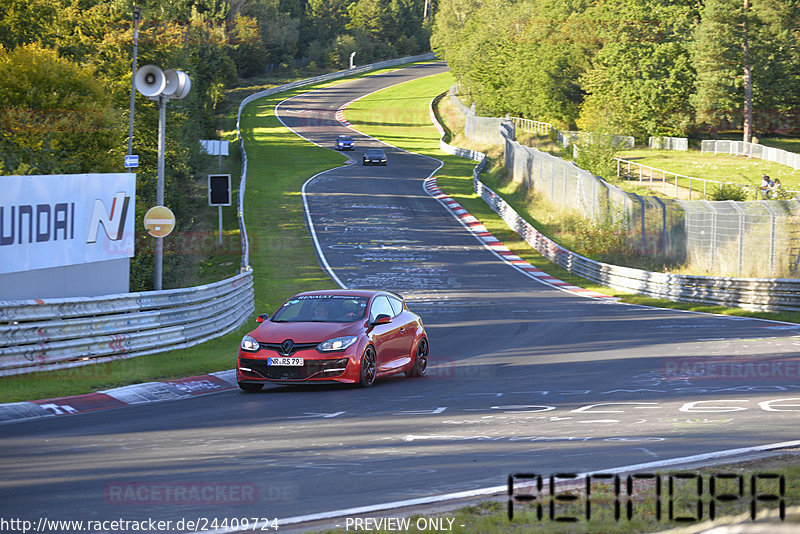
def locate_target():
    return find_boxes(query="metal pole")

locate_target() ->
[654,197,667,255]
[704,200,718,271]
[218,205,223,245]
[730,201,745,276]
[762,201,777,276]
[218,143,223,245]
[127,7,140,157]
[155,95,166,290]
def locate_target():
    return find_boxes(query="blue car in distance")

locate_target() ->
[336,135,355,151]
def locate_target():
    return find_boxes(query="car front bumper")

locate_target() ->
[237,349,360,384]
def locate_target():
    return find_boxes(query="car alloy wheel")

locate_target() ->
[406,337,428,377]
[359,346,377,387]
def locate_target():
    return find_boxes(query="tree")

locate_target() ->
[347,0,391,41]
[0,0,58,49]
[690,0,749,137]
[504,0,594,129]
[305,0,351,44]
[748,0,800,134]
[229,13,269,76]
[0,44,122,175]
[577,0,697,142]
[430,0,484,79]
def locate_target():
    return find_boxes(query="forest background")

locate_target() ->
[0,0,433,290]
[2,0,799,290]
[432,0,800,143]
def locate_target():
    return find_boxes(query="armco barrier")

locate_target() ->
[475,179,800,312]
[0,272,254,376]
[430,92,800,312]
[0,54,437,376]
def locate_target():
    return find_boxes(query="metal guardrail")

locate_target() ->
[0,272,254,375]
[431,91,800,312]
[430,93,486,164]
[475,180,800,312]
[0,54,437,376]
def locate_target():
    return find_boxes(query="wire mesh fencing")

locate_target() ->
[448,87,800,277]
[701,140,800,170]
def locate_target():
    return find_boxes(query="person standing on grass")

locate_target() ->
[761,174,772,198]
[771,178,782,198]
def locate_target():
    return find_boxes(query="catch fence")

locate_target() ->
[448,86,800,278]
[702,140,800,170]
[430,93,800,311]
[648,136,688,151]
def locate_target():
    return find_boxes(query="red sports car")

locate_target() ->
[237,289,428,391]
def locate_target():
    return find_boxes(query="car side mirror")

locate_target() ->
[256,313,269,323]
[371,314,391,326]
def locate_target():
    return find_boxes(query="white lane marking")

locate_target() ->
[300,170,349,289]
[288,411,346,419]
[394,407,446,415]
[275,69,445,290]
[197,439,800,533]
[277,66,623,301]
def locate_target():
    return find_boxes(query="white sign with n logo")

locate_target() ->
[0,173,136,274]
[87,192,131,243]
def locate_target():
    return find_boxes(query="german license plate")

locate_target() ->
[267,357,303,366]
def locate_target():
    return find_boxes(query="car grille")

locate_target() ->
[258,341,319,356]
[240,357,349,380]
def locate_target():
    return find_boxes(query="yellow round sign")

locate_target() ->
[144,206,176,238]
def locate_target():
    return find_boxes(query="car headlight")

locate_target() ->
[240,335,260,352]
[317,336,358,352]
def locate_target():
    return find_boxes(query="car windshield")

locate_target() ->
[338,136,352,142]
[272,295,369,323]
[366,150,384,156]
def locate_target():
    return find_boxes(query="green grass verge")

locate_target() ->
[0,61,434,403]
[615,147,800,198]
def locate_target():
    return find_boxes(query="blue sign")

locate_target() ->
[124,155,139,168]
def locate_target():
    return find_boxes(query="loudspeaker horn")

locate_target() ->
[134,65,166,97]
[163,69,191,100]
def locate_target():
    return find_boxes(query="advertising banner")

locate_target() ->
[0,173,136,274]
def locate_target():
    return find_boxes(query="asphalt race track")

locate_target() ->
[2,62,800,532]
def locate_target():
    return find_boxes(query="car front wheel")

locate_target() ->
[359,346,377,387]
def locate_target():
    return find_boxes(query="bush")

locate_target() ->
[574,133,620,181]
[709,183,749,201]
